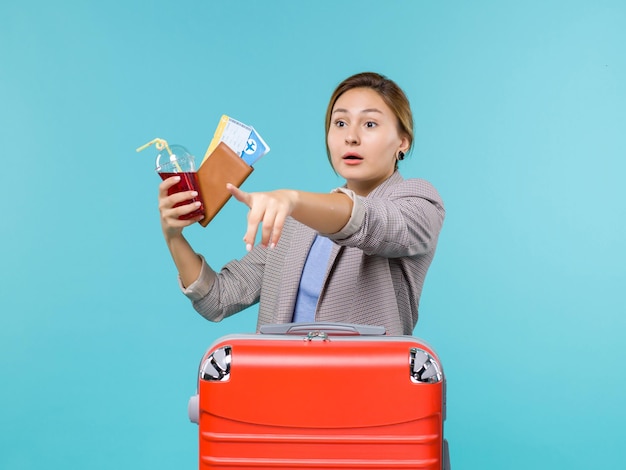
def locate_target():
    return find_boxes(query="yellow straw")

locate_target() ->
[136,137,183,172]
[136,137,173,155]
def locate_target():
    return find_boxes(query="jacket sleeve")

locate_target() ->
[179,247,266,322]
[323,178,445,258]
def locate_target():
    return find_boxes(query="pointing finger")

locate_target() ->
[227,183,251,208]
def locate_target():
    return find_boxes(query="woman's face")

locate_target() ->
[327,87,408,196]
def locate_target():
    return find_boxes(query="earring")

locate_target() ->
[397,151,405,161]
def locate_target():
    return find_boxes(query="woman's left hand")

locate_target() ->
[227,183,298,251]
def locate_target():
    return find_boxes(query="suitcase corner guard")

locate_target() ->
[410,347,443,383]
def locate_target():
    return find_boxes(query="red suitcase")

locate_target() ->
[188,323,450,469]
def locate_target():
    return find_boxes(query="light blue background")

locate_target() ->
[1,1,624,468]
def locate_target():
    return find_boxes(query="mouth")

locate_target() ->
[342,153,363,161]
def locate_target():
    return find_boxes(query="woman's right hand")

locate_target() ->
[158,176,204,241]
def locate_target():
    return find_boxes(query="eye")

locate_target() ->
[365,121,377,128]
[334,119,346,127]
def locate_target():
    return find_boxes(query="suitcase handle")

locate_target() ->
[259,322,386,336]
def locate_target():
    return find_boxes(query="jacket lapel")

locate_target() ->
[273,221,317,323]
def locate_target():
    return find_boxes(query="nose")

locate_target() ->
[345,128,359,145]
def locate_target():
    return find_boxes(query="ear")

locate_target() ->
[398,134,410,154]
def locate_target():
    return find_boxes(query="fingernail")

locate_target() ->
[191,191,198,197]
[269,242,276,249]
[246,243,252,252]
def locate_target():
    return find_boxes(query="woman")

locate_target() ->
[158,72,445,335]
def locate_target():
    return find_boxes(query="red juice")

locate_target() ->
[159,172,205,220]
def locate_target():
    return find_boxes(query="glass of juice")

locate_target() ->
[155,145,205,220]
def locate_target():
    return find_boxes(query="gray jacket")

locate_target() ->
[181,171,445,335]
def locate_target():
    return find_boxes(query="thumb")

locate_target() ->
[226,183,251,207]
